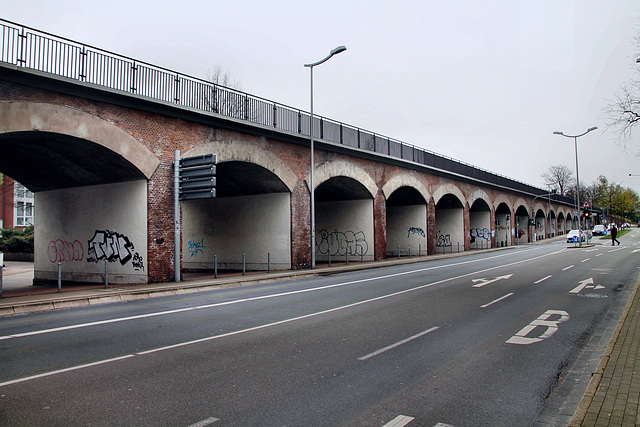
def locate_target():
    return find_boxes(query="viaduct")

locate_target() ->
[0,19,578,286]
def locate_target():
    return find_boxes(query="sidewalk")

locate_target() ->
[0,240,637,425]
[570,272,640,426]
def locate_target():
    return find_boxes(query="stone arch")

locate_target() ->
[382,174,430,202]
[493,194,513,212]
[314,160,377,198]
[432,183,465,206]
[0,101,159,179]
[186,138,298,193]
[468,189,491,208]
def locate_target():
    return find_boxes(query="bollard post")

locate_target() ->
[398,245,400,259]
[458,242,460,253]
[104,260,109,289]
[0,264,3,299]
[419,244,421,257]
[328,251,331,267]
[268,252,271,273]
[361,251,363,263]
[242,253,246,275]
[409,245,411,258]
[58,262,62,293]
[346,250,349,265]
[214,255,218,278]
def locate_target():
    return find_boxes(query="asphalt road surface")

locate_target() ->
[0,232,639,426]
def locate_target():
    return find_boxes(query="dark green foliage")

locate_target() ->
[0,225,34,253]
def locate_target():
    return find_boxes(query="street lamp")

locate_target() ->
[304,45,346,268]
[553,127,597,245]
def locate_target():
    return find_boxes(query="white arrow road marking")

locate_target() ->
[472,274,513,288]
[569,278,604,294]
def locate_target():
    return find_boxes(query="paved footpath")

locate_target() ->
[571,272,640,426]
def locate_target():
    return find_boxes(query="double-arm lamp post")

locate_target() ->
[304,46,346,269]
[553,127,597,246]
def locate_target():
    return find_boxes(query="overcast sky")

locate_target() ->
[4,1,640,195]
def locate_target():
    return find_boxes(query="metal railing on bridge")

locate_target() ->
[0,18,558,198]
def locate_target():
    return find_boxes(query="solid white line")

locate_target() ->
[534,275,552,284]
[0,355,135,387]
[0,248,549,341]
[563,265,574,271]
[187,417,219,427]
[480,293,514,308]
[582,258,590,263]
[358,327,439,361]
[596,253,603,257]
[383,415,415,427]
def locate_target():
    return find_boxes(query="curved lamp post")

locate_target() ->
[553,127,597,245]
[304,46,346,268]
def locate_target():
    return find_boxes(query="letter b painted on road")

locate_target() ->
[506,310,570,345]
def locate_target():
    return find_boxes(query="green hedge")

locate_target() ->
[0,225,34,254]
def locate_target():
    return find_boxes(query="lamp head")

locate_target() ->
[587,126,598,132]
[553,131,563,135]
[330,46,347,56]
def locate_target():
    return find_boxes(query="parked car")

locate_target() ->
[592,225,606,235]
[566,229,585,243]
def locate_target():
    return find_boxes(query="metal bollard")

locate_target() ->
[328,251,331,267]
[214,255,218,278]
[242,253,246,275]
[0,264,3,299]
[398,245,401,259]
[346,250,349,265]
[409,245,411,258]
[104,260,109,289]
[419,244,421,257]
[268,252,271,273]
[58,262,62,293]
[361,251,363,263]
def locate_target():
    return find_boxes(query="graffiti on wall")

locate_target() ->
[316,229,368,257]
[86,230,141,269]
[48,239,84,263]
[407,227,426,238]
[188,238,205,257]
[470,227,490,243]
[436,230,452,248]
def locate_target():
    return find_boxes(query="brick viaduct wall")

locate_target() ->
[0,79,575,283]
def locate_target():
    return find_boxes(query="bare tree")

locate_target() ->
[541,164,574,196]
[603,26,640,152]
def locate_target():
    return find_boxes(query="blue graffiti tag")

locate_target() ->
[188,238,205,257]
[407,227,426,238]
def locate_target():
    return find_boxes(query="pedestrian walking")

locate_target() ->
[611,224,620,245]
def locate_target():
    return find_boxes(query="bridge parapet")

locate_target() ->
[1,17,556,198]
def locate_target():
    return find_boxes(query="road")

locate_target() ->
[0,233,639,426]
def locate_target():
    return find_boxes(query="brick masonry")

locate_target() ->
[0,79,575,283]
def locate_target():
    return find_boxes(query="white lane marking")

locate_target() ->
[480,293,514,308]
[383,414,415,426]
[188,417,219,427]
[358,327,439,361]
[581,258,590,263]
[563,265,574,271]
[608,248,625,252]
[471,274,513,288]
[0,247,557,341]
[0,355,135,387]
[570,278,594,293]
[0,248,566,387]
[434,424,455,427]
[534,275,552,284]
[596,253,603,257]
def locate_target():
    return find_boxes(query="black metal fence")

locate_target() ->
[0,18,558,199]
